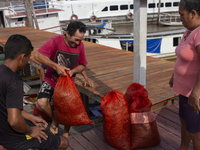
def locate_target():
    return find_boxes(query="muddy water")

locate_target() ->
[112,22,185,34]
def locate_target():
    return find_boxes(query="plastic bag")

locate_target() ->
[101,90,131,150]
[53,71,93,126]
[125,83,160,149]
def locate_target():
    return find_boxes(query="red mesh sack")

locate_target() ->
[101,90,131,150]
[125,83,149,110]
[33,102,52,122]
[125,83,160,150]
[53,71,93,126]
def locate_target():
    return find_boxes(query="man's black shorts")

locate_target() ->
[38,81,54,100]
[2,117,61,150]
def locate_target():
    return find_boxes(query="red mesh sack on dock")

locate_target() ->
[33,102,52,122]
[101,90,131,150]
[53,71,93,126]
[125,83,149,110]
[125,83,160,150]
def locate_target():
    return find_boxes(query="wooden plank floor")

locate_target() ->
[66,102,193,150]
[0,27,177,105]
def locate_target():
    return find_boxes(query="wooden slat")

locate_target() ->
[68,137,86,150]
[82,131,115,150]
[73,134,98,150]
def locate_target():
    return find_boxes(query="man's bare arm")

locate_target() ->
[68,64,86,77]
[7,108,48,143]
[34,52,69,76]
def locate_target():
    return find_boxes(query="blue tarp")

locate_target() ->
[120,38,162,53]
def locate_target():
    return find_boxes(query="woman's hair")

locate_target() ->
[66,21,86,37]
[180,0,200,15]
[4,34,33,60]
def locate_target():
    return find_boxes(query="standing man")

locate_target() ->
[34,21,88,137]
[0,34,68,150]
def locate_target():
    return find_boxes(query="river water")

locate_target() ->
[112,22,185,34]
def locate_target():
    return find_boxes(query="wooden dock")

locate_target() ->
[0,26,177,107]
[0,26,189,150]
[66,102,193,150]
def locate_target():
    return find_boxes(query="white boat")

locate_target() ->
[50,0,180,23]
[0,1,63,34]
[84,29,186,58]
[159,13,182,26]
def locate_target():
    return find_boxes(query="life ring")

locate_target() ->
[90,15,97,22]
[127,12,133,19]
[71,14,78,21]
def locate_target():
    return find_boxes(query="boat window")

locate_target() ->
[110,5,118,11]
[0,46,3,53]
[173,37,181,46]
[0,11,5,28]
[148,3,155,8]
[130,4,133,9]
[17,18,23,21]
[92,39,96,43]
[165,2,172,7]
[157,3,164,7]
[102,6,108,12]
[120,5,128,10]
[173,2,179,7]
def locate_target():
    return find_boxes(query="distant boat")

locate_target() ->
[84,29,186,58]
[0,1,63,34]
[50,0,180,22]
[159,13,182,26]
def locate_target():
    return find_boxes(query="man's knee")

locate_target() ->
[58,136,69,150]
[37,98,49,110]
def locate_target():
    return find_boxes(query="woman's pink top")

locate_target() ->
[173,27,200,98]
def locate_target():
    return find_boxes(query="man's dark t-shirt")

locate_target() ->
[0,64,26,144]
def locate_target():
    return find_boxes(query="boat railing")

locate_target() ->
[1,0,62,16]
[159,13,180,23]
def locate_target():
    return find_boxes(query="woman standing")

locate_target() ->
[169,0,200,149]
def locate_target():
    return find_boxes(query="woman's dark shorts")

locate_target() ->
[179,94,200,133]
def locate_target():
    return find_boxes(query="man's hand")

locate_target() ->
[169,75,173,88]
[68,69,75,77]
[31,115,48,128]
[29,126,48,143]
[55,64,70,76]
[84,78,95,87]
[188,93,200,114]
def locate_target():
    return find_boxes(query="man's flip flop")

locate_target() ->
[50,124,59,135]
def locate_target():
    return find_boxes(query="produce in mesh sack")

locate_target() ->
[125,83,161,149]
[101,90,131,150]
[125,83,149,111]
[53,71,93,126]
[33,102,52,122]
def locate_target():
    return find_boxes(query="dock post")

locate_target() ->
[133,0,147,87]
[80,93,89,116]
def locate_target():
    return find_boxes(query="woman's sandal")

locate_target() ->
[50,124,59,135]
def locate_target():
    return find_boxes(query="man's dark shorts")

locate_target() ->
[3,117,60,150]
[38,81,54,100]
[179,94,200,133]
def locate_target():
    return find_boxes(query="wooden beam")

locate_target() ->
[24,0,34,28]
[30,0,40,30]
[133,0,147,87]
